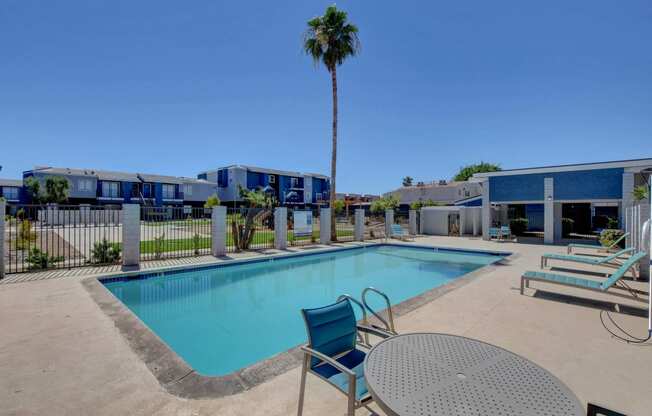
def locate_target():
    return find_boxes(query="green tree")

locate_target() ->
[44,176,70,203]
[632,185,650,201]
[230,187,276,250]
[370,195,400,214]
[24,177,42,203]
[402,176,413,187]
[332,199,345,215]
[304,5,360,241]
[453,162,501,182]
[204,193,221,208]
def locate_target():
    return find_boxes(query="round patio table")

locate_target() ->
[363,333,584,416]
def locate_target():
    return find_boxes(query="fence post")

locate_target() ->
[212,206,226,257]
[354,209,365,241]
[409,210,417,235]
[0,200,5,279]
[274,207,287,250]
[385,209,394,236]
[320,207,331,244]
[122,204,140,268]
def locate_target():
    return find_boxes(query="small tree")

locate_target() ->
[453,162,501,182]
[204,193,220,208]
[44,176,70,204]
[370,195,400,214]
[231,187,276,251]
[632,185,649,201]
[402,176,413,187]
[24,177,42,203]
[332,199,345,215]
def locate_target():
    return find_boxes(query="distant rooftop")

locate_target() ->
[0,178,23,187]
[199,164,329,180]
[26,166,212,185]
[472,158,652,178]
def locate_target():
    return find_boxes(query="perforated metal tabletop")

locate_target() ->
[364,333,584,416]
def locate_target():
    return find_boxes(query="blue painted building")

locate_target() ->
[21,166,218,207]
[472,159,652,244]
[198,165,330,207]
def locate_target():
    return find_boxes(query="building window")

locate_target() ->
[2,187,19,200]
[78,179,93,192]
[162,184,176,199]
[290,177,300,188]
[217,169,228,187]
[183,184,193,197]
[101,181,120,198]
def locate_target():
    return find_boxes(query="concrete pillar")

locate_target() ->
[385,210,394,236]
[211,206,226,256]
[472,207,479,236]
[481,180,491,240]
[122,204,140,268]
[553,202,563,242]
[459,208,467,236]
[544,177,554,244]
[274,207,287,250]
[639,200,650,279]
[622,172,635,247]
[354,209,365,241]
[0,200,5,279]
[408,210,418,235]
[320,208,331,244]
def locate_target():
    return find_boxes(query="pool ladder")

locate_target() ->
[337,287,397,347]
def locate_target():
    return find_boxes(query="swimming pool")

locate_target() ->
[102,244,504,376]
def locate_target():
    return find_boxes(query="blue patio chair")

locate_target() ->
[541,247,635,270]
[567,232,629,254]
[297,298,393,416]
[390,224,414,241]
[488,227,501,240]
[521,251,647,303]
[500,225,512,240]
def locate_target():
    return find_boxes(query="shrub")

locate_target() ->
[153,233,166,259]
[192,233,201,255]
[561,217,574,237]
[204,193,220,208]
[90,238,121,264]
[600,229,625,248]
[606,217,619,229]
[332,199,345,215]
[370,195,400,214]
[16,220,37,249]
[25,248,64,270]
[509,218,528,236]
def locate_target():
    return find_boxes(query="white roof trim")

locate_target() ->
[473,159,652,178]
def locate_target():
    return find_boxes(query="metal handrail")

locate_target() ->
[337,294,370,347]
[362,287,397,335]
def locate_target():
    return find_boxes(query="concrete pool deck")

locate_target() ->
[1,236,651,415]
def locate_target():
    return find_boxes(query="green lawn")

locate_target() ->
[139,228,354,254]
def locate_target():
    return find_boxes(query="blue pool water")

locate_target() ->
[102,245,503,376]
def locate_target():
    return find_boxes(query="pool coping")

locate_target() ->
[82,242,514,399]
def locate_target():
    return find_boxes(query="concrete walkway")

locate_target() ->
[1,237,650,415]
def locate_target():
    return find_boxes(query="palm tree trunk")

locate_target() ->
[329,65,338,241]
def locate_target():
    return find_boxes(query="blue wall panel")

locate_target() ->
[490,168,623,202]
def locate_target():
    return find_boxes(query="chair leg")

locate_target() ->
[297,354,309,416]
[520,277,524,295]
[347,374,356,416]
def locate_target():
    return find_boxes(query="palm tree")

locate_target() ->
[304,5,360,241]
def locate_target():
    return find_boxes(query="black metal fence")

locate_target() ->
[333,211,355,242]
[226,207,274,252]
[288,208,320,246]
[140,206,212,261]
[364,212,386,240]
[3,204,122,274]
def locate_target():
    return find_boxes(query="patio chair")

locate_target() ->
[541,247,635,269]
[566,232,629,254]
[500,225,513,240]
[489,227,501,240]
[390,224,414,241]
[297,298,393,416]
[521,251,647,303]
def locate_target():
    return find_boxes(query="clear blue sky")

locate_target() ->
[2,1,651,194]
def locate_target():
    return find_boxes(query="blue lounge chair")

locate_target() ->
[390,224,413,241]
[566,232,629,254]
[500,225,512,240]
[541,247,635,269]
[489,227,501,240]
[297,299,393,416]
[521,251,647,302]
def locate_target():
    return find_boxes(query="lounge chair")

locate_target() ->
[489,227,501,240]
[521,251,647,302]
[566,232,629,254]
[500,225,512,240]
[297,298,393,416]
[541,247,635,269]
[390,224,413,241]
